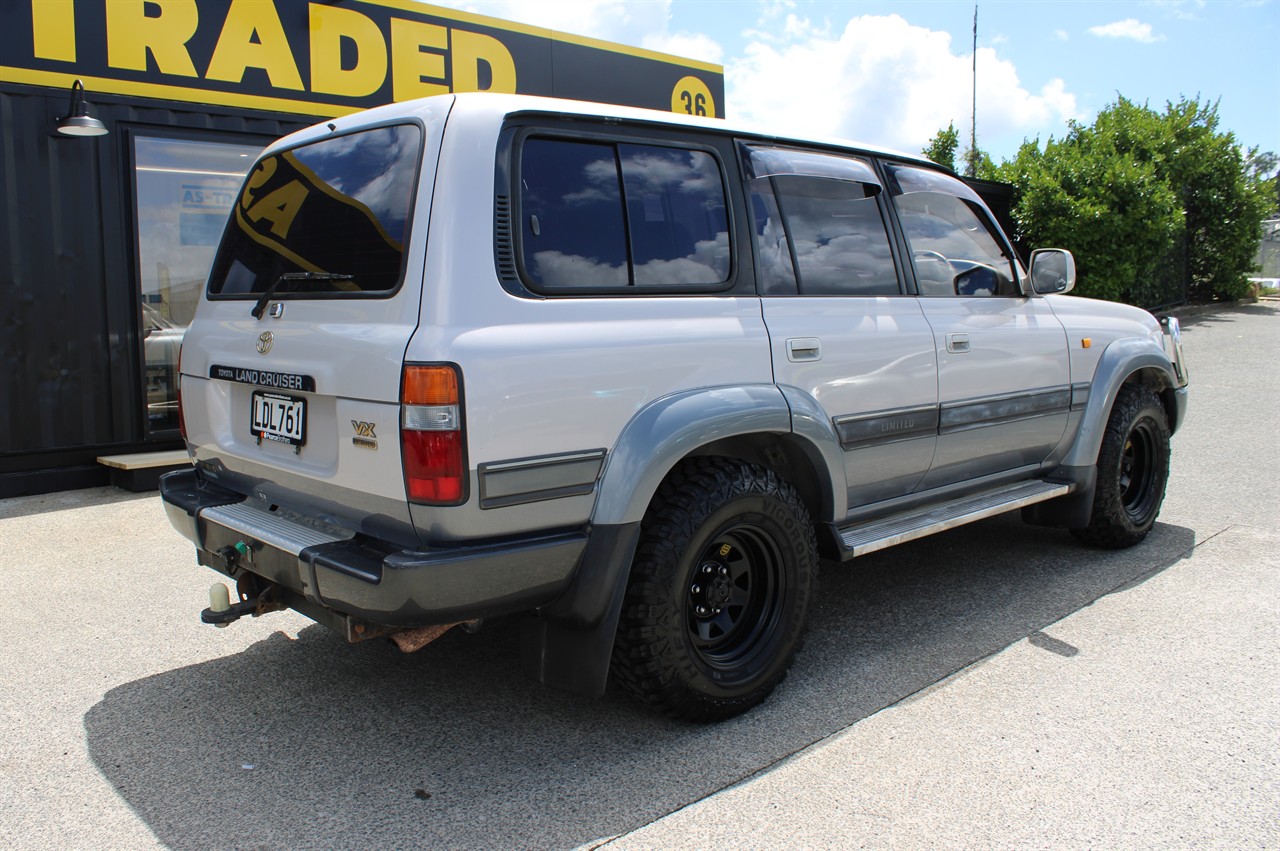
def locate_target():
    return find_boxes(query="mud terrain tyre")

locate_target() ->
[611,458,817,722]
[1073,383,1171,549]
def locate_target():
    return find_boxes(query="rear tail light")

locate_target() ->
[401,364,466,504]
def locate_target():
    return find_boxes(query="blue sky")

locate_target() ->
[434,0,1279,165]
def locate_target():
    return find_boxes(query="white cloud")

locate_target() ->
[1054,29,1070,41]
[1144,0,1205,22]
[990,34,1009,45]
[1088,19,1164,42]
[727,13,1081,158]
[641,31,724,64]
[418,3,1082,161]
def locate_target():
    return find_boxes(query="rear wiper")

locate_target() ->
[252,271,354,319]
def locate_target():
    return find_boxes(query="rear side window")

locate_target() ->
[209,123,421,297]
[519,138,731,291]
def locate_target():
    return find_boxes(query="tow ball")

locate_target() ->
[201,580,283,626]
[200,543,282,626]
[202,582,258,627]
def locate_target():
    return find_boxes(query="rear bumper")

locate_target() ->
[161,468,586,628]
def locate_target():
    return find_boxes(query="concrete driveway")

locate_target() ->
[1,303,1276,849]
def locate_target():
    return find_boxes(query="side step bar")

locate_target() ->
[838,479,1073,559]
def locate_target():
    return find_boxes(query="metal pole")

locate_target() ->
[969,5,977,177]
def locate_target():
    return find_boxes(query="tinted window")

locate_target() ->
[519,138,730,290]
[746,147,899,297]
[520,139,627,287]
[770,176,898,296]
[748,182,797,294]
[209,124,421,296]
[887,164,1018,297]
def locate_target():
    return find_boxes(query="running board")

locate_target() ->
[838,479,1073,559]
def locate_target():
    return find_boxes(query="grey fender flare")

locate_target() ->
[1061,337,1180,469]
[591,384,794,527]
[777,385,850,521]
[529,384,805,695]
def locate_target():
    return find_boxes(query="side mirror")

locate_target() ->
[1029,248,1076,295]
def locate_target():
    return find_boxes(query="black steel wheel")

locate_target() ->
[1073,383,1171,549]
[612,458,817,722]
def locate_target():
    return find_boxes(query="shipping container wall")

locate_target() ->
[0,83,306,495]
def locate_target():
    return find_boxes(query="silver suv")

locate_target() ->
[162,93,1189,721]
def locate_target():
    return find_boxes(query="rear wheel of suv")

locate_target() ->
[1072,383,1171,549]
[611,457,817,722]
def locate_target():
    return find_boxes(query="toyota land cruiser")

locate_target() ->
[161,93,1189,721]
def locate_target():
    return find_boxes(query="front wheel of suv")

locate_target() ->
[1072,383,1171,549]
[611,458,817,722]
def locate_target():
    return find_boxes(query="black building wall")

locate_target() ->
[0,81,307,496]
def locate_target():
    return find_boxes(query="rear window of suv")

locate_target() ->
[208,123,422,298]
[517,138,732,291]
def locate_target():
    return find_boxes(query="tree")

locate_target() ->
[922,122,960,172]
[1245,147,1279,215]
[1156,98,1269,301]
[995,96,1268,303]
[994,133,1181,303]
[961,146,999,181]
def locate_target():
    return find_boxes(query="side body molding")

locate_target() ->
[591,384,794,527]
[1061,336,1182,470]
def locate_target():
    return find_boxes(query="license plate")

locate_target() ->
[251,391,306,448]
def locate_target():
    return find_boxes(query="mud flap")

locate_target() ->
[521,522,640,697]
[1022,466,1097,529]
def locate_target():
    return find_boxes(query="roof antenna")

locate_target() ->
[968,4,978,177]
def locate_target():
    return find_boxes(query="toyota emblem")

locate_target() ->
[256,331,273,354]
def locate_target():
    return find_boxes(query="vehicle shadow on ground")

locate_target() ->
[85,515,1196,849]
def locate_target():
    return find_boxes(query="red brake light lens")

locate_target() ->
[402,430,464,503]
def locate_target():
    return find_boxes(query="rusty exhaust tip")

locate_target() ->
[389,619,480,653]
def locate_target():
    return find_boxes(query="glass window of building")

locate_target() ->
[133,136,263,433]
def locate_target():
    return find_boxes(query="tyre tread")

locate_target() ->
[1072,383,1171,549]
[611,457,816,722]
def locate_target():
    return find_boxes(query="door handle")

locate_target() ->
[786,337,822,362]
[946,333,970,353]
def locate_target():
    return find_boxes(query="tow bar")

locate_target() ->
[202,582,259,626]
[200,543,285,626]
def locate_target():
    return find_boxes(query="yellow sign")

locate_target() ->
[671,75,716,119]
[2,0,724,119]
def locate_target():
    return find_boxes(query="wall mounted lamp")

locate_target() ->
[54,79,108,137]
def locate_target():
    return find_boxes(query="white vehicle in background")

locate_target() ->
[162,93,1188,721]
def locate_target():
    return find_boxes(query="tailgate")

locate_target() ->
[178,105,448,545]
